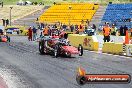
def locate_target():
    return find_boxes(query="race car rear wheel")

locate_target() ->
[7,36,10,42]
[78,44,83,56]
[39,41,44,54]
[65,52,71,57]
[54,49,57,58]
[0,37,1,42]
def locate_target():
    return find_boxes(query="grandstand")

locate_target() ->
[101,3,132,29]
[39,3,99,25]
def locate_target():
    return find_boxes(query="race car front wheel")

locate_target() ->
[54,44,59,58]
[39,41,44,54]
[78,44,83,56]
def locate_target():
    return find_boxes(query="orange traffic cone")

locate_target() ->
[124,30,129,44]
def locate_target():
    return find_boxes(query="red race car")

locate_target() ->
[39,35,83,58]
[0,29,10,42]
[0,35,10,42]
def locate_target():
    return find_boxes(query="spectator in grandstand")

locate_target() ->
[36,25,41,38]
[59,23,63,30]
[75,24,78,30]
[38,24,43,37]
[57,24,61,30]
[41,23,44,29]
[81,20,84,24]
[130,28,132,37]
[48,25,53,36]
[48,27,52,36]
[37,25,41,30]
[124,25,128,36]
[92,24,96,32]
[43,26,49,36]
[28,26,32,41]
[103,22,111,42]
[85,25,88,30]
[70,24,74,32]
[111,24,118,36]
[130,18,132,28]
[86,19,89,26]
[62,23,67,30]
[79,23,84,32]
[50,25,53,29]
[98,26,103,34]
[119,25,124,36]
[2,19,5,26]
[0,29,3,35]
[6,19,9,27]
[32,26,37,41]
[53,24,57,29]
[98,26,103,31]
[75,28,79,34]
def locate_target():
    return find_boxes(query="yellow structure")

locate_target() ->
[68,34,99,51]
[102,42,114,53]
[39,3,99,25]
[102,42,124,55]
[114,43,123,54]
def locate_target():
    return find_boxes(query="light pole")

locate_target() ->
[10,7,13,26]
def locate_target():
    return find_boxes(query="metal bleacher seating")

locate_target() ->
[39,3,99,25]
[101,4,132,29]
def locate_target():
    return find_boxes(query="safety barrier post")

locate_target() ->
[122,44,126,55]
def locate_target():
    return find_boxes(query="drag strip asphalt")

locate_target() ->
[0,36,132,88]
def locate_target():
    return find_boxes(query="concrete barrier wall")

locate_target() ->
[102,42,114,53]
[96,35,125,48]
[114,43,123,54]
[68,34,125,54]
[68,34,99,51]
[102,42,123,55]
